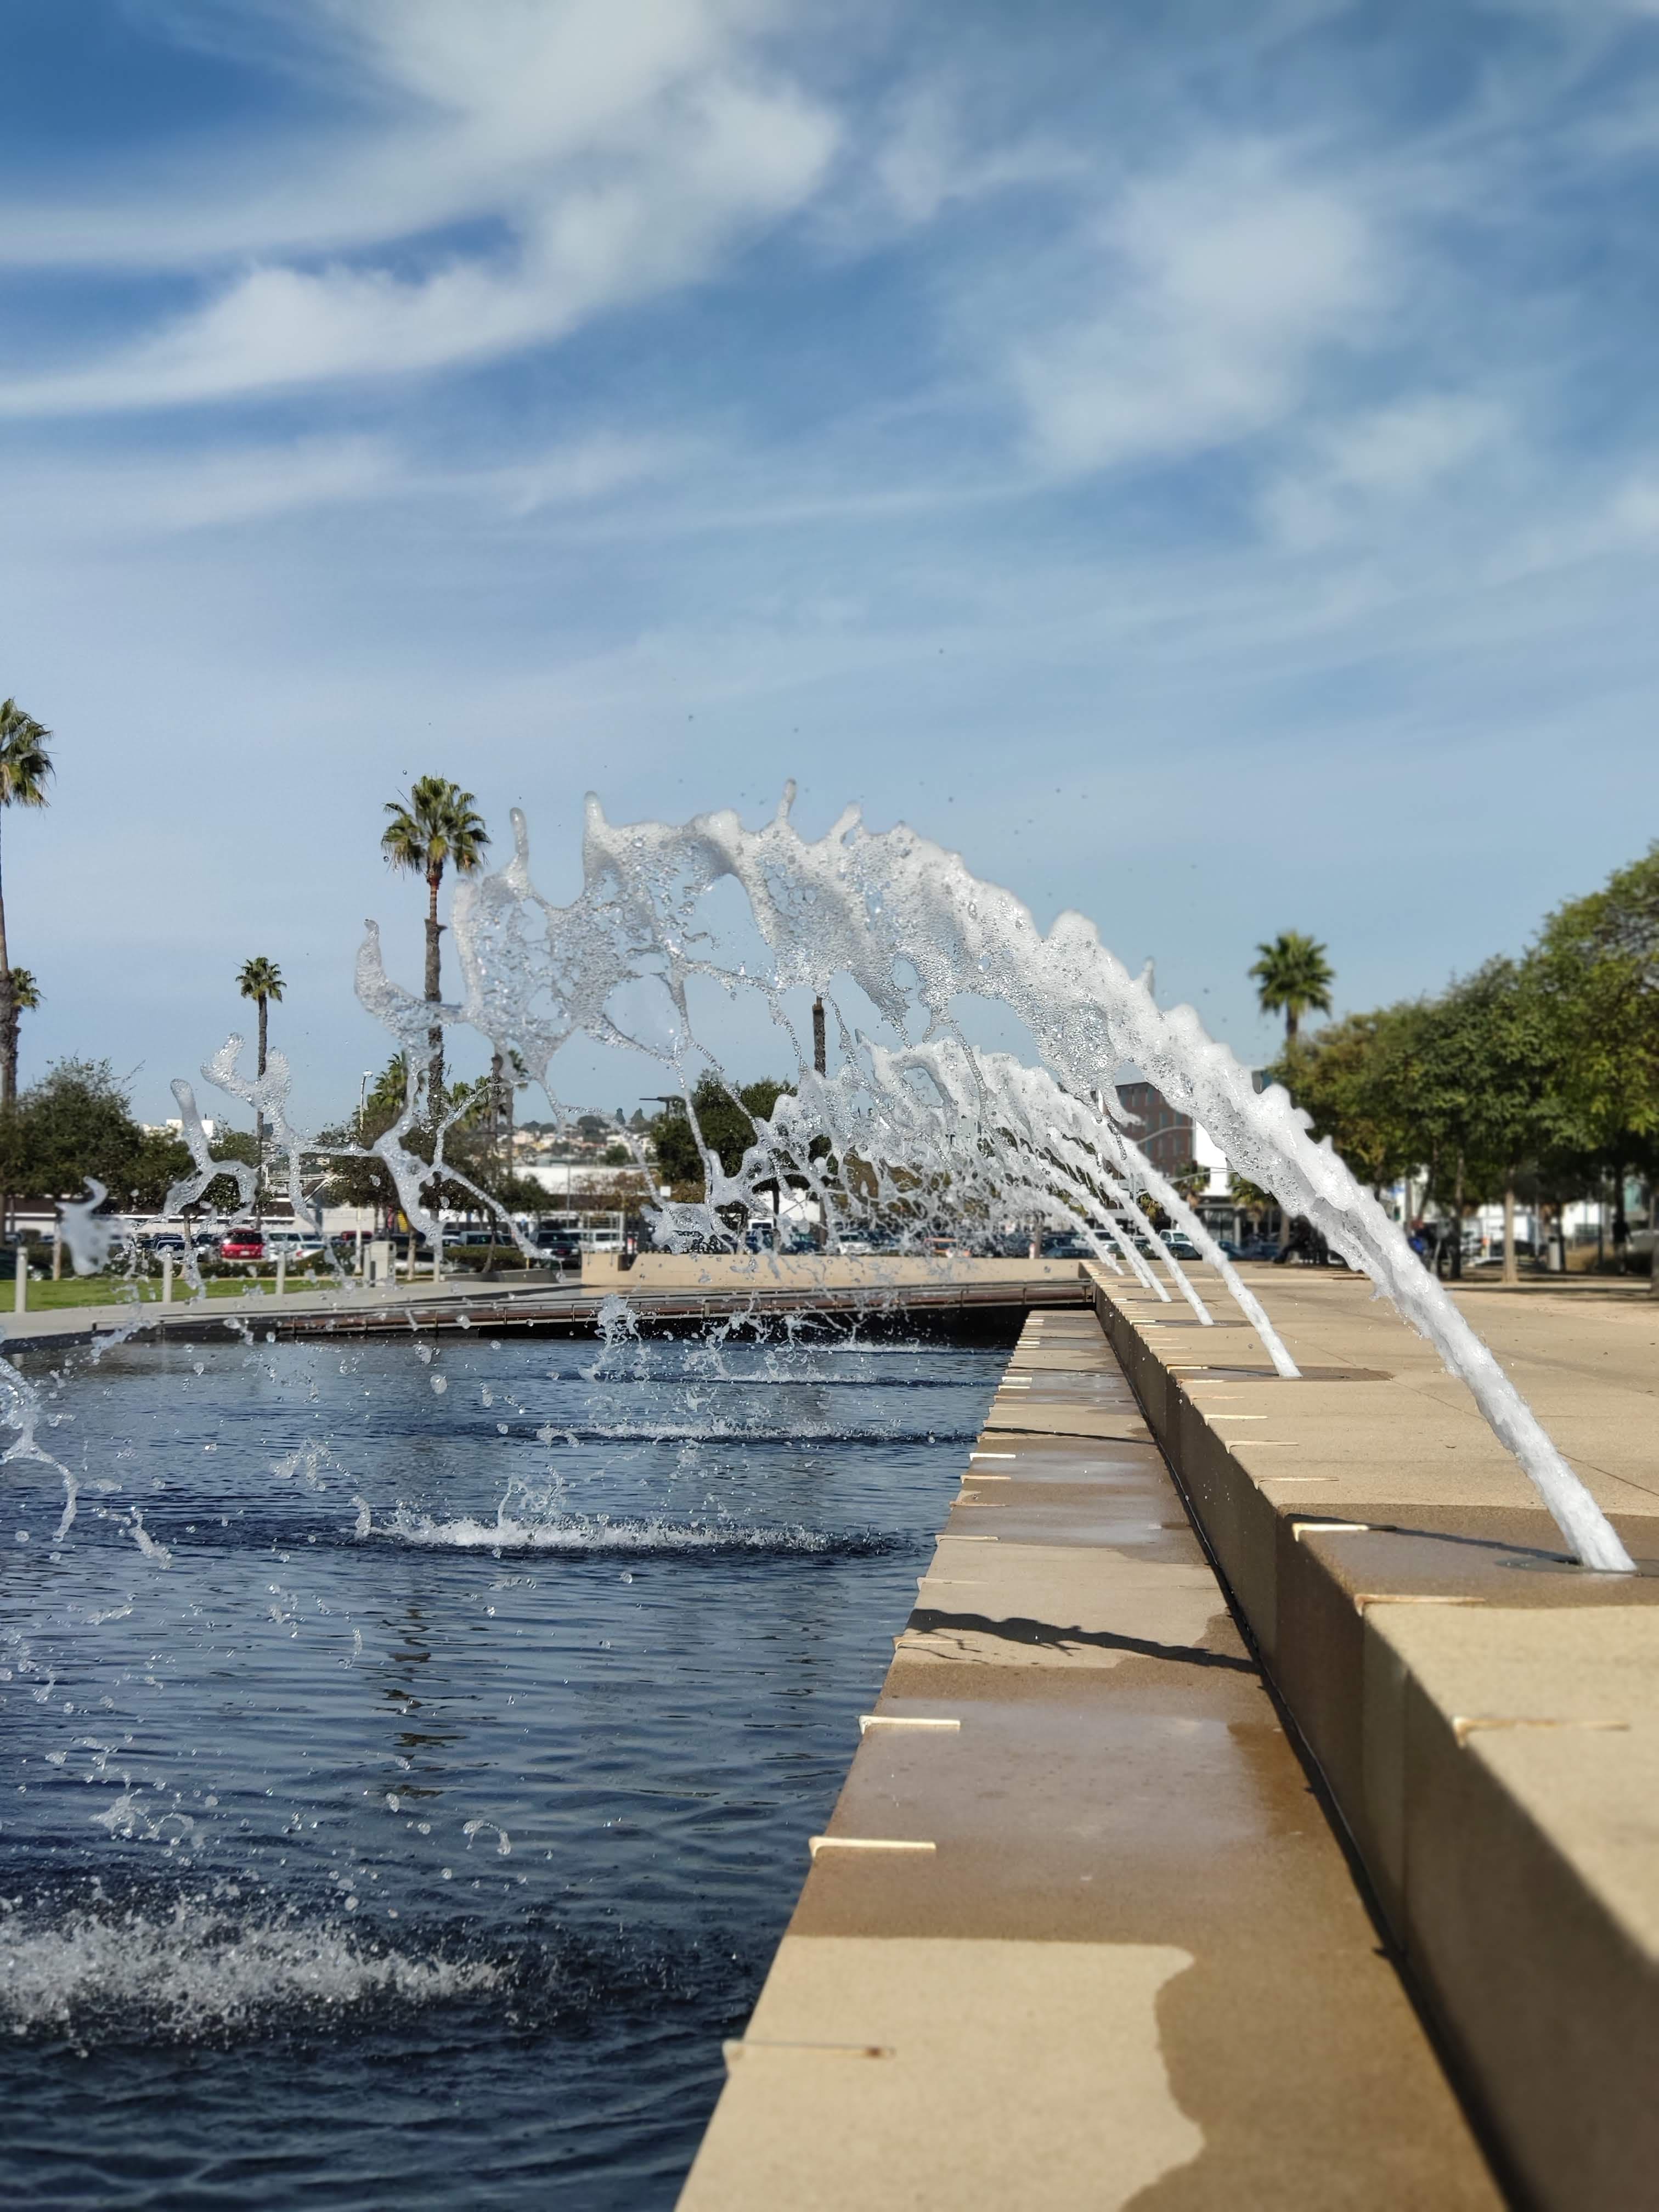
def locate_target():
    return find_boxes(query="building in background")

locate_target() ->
[1116,1079,1248,1236]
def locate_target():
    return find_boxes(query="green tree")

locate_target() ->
[236,955,284,1214]
[1440,959,1553,1286]
[1250,930,1334,1045]
[193,1126,261,1217]
[1275,1006,1424,1196]
[0,1059,143,1206]
[651,1076,795,1201]
[317,1057,545,1234]
[129,1127,196,1213]
[381,778,490,1121]
[0,699,53,1107]
[1531,845,1659,1284]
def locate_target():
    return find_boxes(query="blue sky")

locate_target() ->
[5,0,1659,1127]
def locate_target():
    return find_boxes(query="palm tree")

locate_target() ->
[381,777,489,1118]
[0,700,53,1107]
[237,956,285,1211]
[1250,930,1335,1046]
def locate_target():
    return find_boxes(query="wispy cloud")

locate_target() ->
[3,428,693,542]
[9,0,1659,1121]
[1007,144,1378,475]
[1260,395,1511,547]
[0,0,837,412]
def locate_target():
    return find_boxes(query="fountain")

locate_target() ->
[22,787,1634,1573]
[1,787,1639,2210]
[315,791,1628,1572]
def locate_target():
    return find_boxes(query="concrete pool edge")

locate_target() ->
[678,1298,1502,2209]
[1085,1260,1659,2212]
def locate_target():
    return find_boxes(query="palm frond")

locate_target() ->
[0,699,53,809]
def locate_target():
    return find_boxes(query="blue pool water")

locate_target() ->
[0,1322,1005,2208]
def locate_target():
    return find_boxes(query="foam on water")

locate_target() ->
[358,1505,894,1557]
[0,1897,501,2042]
[531,1421,972,1444]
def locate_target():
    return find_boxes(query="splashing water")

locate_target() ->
[356,1504,893,1557]
[0,1896,501,2041]
[153,792,1628,1572]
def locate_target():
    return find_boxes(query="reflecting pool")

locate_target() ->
[0,1325,1005,2208]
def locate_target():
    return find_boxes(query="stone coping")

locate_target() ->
[1085,1260,1659,2212]
[1,1266,1090,1352]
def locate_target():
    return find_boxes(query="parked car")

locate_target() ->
[220,1230,264,1260]
[1161,1232,1201,1262]
[1040,1231,1093,1259]
[263,1233,324,1262]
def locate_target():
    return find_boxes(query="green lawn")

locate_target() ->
[15,1274,333,1312]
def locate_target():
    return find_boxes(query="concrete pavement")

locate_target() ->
[680,1305,1500,2208]
[1089,1263,1659,2211]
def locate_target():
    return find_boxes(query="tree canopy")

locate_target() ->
[0,697,53,1108]
[0,1059,195,1213]
[652,1075,795,1198]
[1268,845,1659,1267]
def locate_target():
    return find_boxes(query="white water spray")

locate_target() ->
[158,791,1630,1573]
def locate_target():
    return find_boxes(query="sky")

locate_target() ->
[5,0,1659,1128]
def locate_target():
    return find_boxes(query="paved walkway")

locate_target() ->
[1089,1264,1659,2211]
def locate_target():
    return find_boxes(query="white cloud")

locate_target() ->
[3,427,691,542]
[1261,394,1509,545]
[0,435,400,540]
[491,432,695,515]
[0,1,836,413]
[869,87,1082,229]
[1009,147,1378,475]
[0,0,793,268]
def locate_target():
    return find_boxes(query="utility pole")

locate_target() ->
[490,1049,507,1177]
[811,998,828,1249]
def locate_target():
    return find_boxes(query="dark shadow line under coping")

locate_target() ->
[1295,1514,1586,1567]
[905,1607,1259,1674]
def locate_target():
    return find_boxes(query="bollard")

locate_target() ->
[275,1250,286,1299]
[52,1228,62,1281]
[14,1245,26,1315]
[162,1252,174,1305]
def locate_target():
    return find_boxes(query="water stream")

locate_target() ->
[308,794,1628,1569]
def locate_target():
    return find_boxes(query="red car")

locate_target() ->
[220,1231,265,1260]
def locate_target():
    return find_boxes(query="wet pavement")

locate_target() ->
[680,1308,1499,2209]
